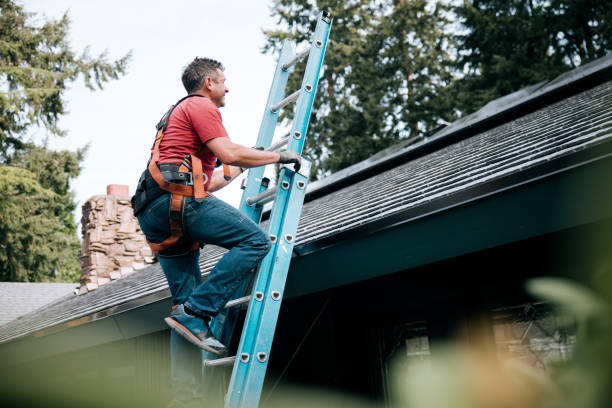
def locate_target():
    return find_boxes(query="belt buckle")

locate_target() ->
[185,172,193,186]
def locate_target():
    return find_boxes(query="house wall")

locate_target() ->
[0,330,171,408]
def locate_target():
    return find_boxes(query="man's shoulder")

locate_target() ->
[183,95,217,112]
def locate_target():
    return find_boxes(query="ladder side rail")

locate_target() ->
[239,39,295,219]
[238,171,309,408]
[225,165,308,408]
[202,39,295,380]
[286,13,332,156]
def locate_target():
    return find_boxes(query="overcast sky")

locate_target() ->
[22,0,285,213]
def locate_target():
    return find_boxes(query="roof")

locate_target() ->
[303,54,612,201]
[0,54,611,346]
[0,283,78,327]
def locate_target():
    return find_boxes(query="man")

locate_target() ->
[133,58,301,357]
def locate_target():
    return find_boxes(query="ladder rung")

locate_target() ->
[269,89,301,113]
[246,186,278,207]
[282,46,312,71]
[266,133,290,152]
[204,355,236,367]
[225,295,251,309]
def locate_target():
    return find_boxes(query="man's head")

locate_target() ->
[182,57,228,107]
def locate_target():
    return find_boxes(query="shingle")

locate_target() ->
[0,283,78,327]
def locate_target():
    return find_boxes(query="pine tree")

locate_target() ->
[0,0,129,282]
[0,156,82,282]
[452,0,611,115]
[264,0,456,178]
[549,0,611,66]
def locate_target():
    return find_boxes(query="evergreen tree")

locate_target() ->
[549,0,611,66]
[7,144,86,239]
[0,157,81,282]
[264,0,456,178]
[452,0,611,115]
[0,0,129,282]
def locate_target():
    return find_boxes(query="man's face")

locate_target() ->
[209,69,228,107]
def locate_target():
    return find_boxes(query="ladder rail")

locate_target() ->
[287,14,332,155]
[200,181,271,364]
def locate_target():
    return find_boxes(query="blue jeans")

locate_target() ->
[137,193,271,317]
[137,193,271,407]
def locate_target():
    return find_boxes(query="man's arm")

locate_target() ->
[206,137,280,168]
[205,137,302,191]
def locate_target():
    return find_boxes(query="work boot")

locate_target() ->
[164,305,227,354]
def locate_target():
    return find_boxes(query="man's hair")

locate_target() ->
[181,57,225,94]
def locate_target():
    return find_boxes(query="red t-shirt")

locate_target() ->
[157,96,229,190]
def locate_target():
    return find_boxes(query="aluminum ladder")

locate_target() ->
[200,10,332,408]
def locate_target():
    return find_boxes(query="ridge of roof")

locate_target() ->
[303,54,612,202]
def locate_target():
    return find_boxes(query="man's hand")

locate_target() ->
[278,150,302,172]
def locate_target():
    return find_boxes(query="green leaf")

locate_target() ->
[526,277,609,320]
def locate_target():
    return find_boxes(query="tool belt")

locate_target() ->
[131,94,230,256]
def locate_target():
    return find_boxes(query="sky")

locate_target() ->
[22,0,286,214]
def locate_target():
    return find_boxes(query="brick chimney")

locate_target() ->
[78,185,155,295]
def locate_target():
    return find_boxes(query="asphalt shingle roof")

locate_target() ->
[0,283,78,327]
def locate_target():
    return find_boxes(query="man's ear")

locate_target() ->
[204,76,213,90]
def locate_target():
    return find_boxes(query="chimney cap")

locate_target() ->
[107,184,129,196]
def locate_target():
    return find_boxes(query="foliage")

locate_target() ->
[526,273,612,408]
[264,0,457,178]
[0,164,81,282]
[265,0,610,177]
[0,0,129,282]
[451,0,612,114]
[6,144,87,235]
